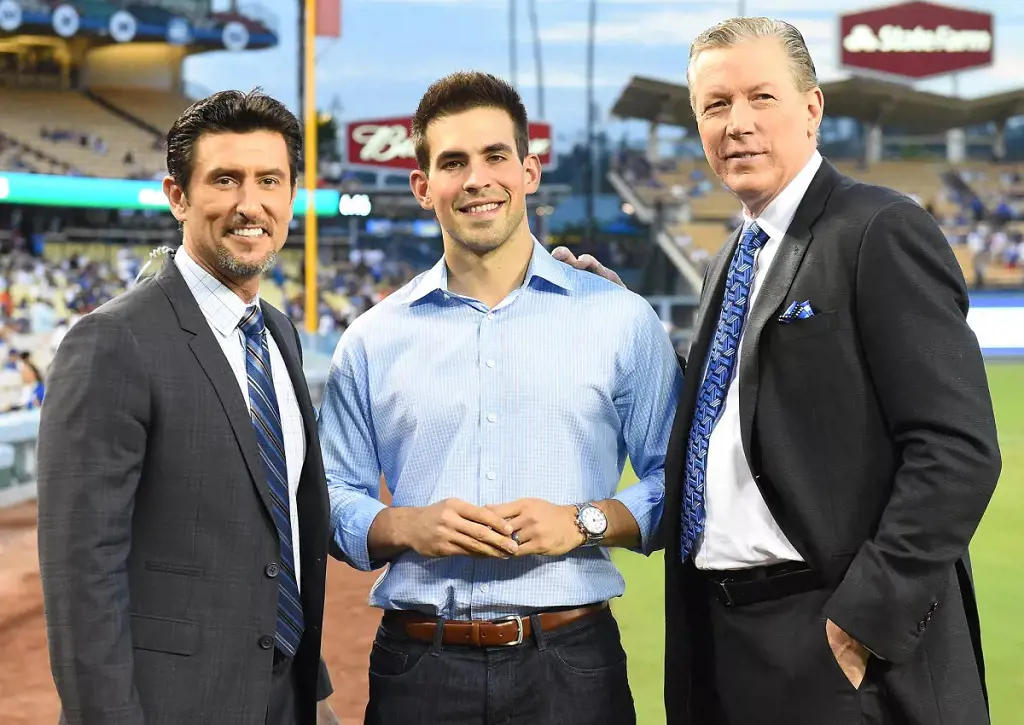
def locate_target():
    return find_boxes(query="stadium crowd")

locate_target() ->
[0,244,418,411]
[612,148,1024,285]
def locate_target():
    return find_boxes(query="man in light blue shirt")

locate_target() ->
[318,71,682,725]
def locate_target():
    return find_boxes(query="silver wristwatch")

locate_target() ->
[574,503,608,547]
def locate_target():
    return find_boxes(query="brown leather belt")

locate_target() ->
[385,602,608,647]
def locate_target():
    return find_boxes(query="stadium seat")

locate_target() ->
[0,87,167,177]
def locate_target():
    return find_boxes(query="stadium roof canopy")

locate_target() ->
[610,75,1024,133]
[609,76,696,131]
[961,88,1024,128]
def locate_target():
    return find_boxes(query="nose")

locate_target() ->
[725,99,756,138]
[462,157,491,192]
[235,178,263,218]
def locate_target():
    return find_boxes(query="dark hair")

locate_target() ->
[19,351,43,384]
[166,88,302,192]
[411,71,529,172]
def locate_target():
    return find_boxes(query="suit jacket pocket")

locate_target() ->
[773,310,839,342]
[130,613,200,656]
[144,560,204,577]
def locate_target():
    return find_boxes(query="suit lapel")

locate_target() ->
[664,225,741,557]
[154,254,275,519]
[737,160,840,467]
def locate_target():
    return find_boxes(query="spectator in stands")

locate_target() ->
[36,88,339,725]
[320,71,682,725]
[555,16,1000,725]
[13,350,43,410]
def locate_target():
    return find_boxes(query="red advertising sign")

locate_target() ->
[839,1,994,79]
[346,115,554,170]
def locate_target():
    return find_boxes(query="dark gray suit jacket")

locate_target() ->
[663,159,1001,724]
[37,253,333,725]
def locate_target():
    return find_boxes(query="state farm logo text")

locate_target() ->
[350,124,552,164]
[843,23,991,53]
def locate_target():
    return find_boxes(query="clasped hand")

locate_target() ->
[406,498,584,558]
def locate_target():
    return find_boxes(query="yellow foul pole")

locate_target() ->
[303,0,319,334]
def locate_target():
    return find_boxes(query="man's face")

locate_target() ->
[410,107,541,254]
[690,37,823,215]
[164,130,295,281]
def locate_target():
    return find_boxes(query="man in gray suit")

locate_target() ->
[37,90,339,725]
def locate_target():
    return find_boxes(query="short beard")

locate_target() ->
[214,243,277,279]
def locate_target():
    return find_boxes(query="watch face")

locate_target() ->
[580,506,608,535]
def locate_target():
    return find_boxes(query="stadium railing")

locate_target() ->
[0,410,42,509]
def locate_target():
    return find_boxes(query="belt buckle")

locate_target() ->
[716,580,735,607]
[491,615,524,646]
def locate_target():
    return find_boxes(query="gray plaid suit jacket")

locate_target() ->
[37,252,333,725]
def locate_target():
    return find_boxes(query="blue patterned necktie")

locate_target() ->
[239,306,304,656]
[680,222,769,561]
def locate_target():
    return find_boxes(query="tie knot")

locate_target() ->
[742,223,769,251]
[239,305,265,339]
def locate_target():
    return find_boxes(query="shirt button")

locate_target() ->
[487,313,494,320]
[487,413,497,423]
[265,563,279,578]
[486,359,495,368]
[480,584,489,592]
[486,471,496,481]
[258,635,274,650]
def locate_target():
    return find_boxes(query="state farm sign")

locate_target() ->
[346,115,554,170]
[840,1,993,79]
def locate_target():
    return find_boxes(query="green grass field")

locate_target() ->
[612,362,1024,725]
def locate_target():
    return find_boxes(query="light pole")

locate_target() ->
[585,0,597,244]
[509,0,518,87]
[301,0,319,333]
[527,0,544,119]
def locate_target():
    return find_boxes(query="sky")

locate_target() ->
[183,0,1024,149]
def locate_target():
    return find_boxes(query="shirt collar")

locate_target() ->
[407,236,574,305]
[744,149,822,242]
[174,245,257,338]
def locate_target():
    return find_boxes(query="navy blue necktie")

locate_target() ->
[239,306,304,656]
[680,222,769,561]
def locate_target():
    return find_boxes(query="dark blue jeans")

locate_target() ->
[364,605,637,725]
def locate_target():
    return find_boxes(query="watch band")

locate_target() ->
[574,503,606,547]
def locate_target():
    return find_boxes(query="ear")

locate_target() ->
[410,169,433,210]
[522,154,542,195]
[163,175,188,223]
[285,183,297,224]
[806,87,824,139]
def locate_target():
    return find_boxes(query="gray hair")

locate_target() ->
[687,17,819,110]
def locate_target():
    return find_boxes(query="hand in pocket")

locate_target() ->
[825,618,869,689]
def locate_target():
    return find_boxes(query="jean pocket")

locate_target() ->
[548,633,628,676]
[368,637,427,678]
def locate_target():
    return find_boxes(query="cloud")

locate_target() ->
[538,9,834,47]
[357,0,733,4]
[317,62,621,90]
[517,69,623,88]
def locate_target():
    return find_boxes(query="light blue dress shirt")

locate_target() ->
[319,238,682,620]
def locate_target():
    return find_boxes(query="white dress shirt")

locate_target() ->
[693,150,822,571]
[175,247,307,588]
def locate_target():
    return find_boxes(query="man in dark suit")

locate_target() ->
[37,90,338,725]
[554,16,1002,725]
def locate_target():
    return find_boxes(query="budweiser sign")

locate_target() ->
[839,1,993,79]
[346,115,554,170]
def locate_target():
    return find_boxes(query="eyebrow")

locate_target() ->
[205,166,288,179]
[704,81,774,99]
[435,142,514,166]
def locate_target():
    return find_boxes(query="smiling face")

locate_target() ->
[409,106,540,255]
[163,129,295,288]
[689,36,823,216]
